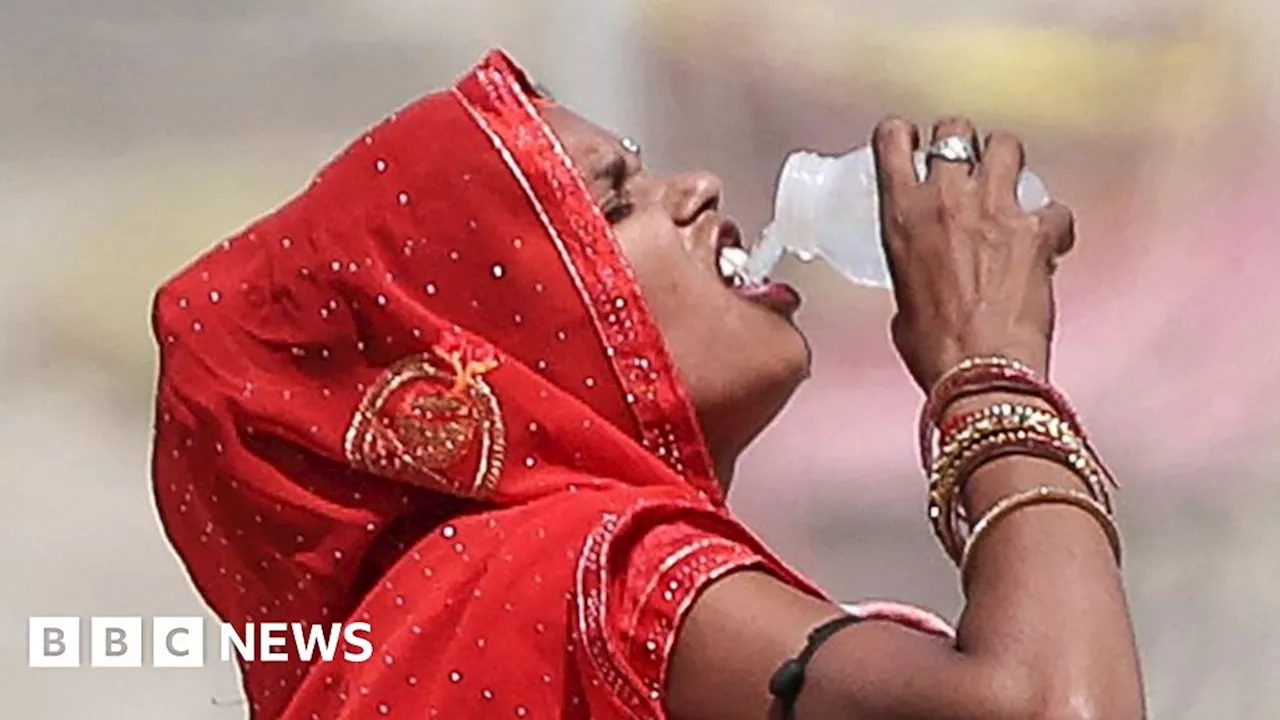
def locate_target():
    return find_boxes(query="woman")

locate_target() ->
[151,50,1144,718]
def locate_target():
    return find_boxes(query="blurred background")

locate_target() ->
[3,0,1278,717]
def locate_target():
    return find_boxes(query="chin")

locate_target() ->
[704,373,805,490]
[688,301,811,477]
[744,316,811,420]
[704,332,809,468]
[757,356,808,429]
[772,314,813,385]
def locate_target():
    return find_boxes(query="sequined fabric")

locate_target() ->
[151,50,944,719]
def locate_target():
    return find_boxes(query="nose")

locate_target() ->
[667,171,724,226]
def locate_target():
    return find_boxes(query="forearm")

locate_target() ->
[948,393,1145,718]
[814,391,1144,720]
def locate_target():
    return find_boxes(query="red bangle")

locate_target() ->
[921,358,1079,459]
[917,357,1113,488]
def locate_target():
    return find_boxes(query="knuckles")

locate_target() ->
[983,131,1023,157]
[873,116,917,147]
[932,117,976,137]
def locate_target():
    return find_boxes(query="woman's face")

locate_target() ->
[543,106,809,482]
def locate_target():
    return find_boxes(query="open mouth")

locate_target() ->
[712,217,802,316]
[714,219,753,288]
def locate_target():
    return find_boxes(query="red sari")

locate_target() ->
[151,50,946,719]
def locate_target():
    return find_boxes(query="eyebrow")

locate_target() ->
[590,151,630,186]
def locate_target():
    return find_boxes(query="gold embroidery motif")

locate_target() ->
[344,330,505,497]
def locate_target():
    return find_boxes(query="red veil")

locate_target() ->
[152,50,940,719]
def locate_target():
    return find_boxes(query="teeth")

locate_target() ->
[718,246,750,283]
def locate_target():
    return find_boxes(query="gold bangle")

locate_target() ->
[928,404,1114,563]
[959,486,1122,582]
[949,426,1112,525]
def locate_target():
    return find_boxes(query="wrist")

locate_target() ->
[959,453,1093,518]
[939,391,1055,428]
[936,393,1091,518]
[918,357,1117,566]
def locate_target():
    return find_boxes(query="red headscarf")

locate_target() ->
[151,49,812,719]
[152,50,945,719]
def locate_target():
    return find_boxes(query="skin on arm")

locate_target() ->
[665,117,1145,720]
[669,395,1142,720]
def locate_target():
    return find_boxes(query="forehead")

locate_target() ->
[541,105,623,166]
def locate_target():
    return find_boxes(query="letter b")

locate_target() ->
[29,617,80,668]
[91,617,142,667]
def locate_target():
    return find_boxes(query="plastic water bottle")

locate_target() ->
[739,146,1052,289]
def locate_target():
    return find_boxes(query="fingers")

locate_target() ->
[927,117,980,187]
[872,117,921,201]
[1036,202,1076,256]
[980,131,1026,210]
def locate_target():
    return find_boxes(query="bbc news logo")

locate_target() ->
[28,617,373,668]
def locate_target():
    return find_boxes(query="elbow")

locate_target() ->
[1033,698,1142,720]
[992,678,1144,720]
[1025,696,1107,720]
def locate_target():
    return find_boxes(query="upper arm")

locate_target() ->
[666,571,1019,720]
[568,504,1000,720]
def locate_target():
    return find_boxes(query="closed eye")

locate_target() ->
[597,153,634,223]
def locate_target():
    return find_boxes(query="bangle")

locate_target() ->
[940,403,1111,512]
[952,432,1112,556]
[920,357,1052,466]
[959,485,1122,583]
[919,357,1113,489]
[932,429,1100,563]
[927,404,1114,563]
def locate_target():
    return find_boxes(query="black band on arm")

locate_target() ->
[768,613,864,720]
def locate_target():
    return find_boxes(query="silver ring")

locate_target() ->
[926,135,978,165]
